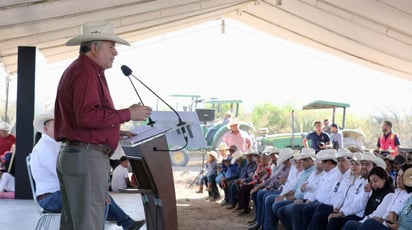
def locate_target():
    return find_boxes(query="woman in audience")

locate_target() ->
[196,151,219,201]
[345,163,412,230]
[0,168,15,199]
[325,157,370,229]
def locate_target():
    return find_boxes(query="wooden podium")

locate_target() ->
[121,127,177,230]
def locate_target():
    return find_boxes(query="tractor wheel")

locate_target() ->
[170,149,189,167]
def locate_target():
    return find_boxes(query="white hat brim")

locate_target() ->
[66,34,130,46]
[33,114,54,133]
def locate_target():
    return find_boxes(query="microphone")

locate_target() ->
[121,66,155,127]
[121,65,189,151]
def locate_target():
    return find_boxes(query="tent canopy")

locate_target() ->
[302,100,350,110]
[1,0,412,81]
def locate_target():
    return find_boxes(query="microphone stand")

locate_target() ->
[121,65,188,152]
[125,75,156,127]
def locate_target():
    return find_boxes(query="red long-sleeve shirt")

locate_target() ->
[54,54,130,150]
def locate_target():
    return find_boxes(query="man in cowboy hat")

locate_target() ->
[248,148,293,229]
[30,113,145,230]
[0,121,15,166]
[54,21,152,230]
[222,119,252,152]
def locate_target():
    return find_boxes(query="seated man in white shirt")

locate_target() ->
[111,156,137,192]
[30,114,145,230]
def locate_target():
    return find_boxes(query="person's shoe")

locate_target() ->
[226,204,236,209]
[238,210,250,216]
[209,197,217,202]
[248,223,260,230]
[127,220,145,230]
[247,218,257,224]
[220,200,227,206]
[195,189,203,193]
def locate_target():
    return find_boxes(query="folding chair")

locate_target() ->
[26,155,61,230]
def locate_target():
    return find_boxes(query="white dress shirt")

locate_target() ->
[280,164,302,196]
[303,170,325,202]
[30,134,61,196]
[340,176,370,217]
[315,166,343,205]
[364,189,412,221]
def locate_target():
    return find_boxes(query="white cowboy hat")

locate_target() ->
[226,119,241,129]
[403,168,412,187]
[207,151,218,160]
[66,21,130,46]
[0,122,12,131]
[216,143,229,151]
[277,148,294,165]
[245,149,258,156]
[262,146,280,156]
[317,149,338,162]
[295,148,316,160]
[336,148,353,159]
[360,151,386,169]
[231,151,244,164]
[33,113,54,133]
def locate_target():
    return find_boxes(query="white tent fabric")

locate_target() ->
[0,0,411,80]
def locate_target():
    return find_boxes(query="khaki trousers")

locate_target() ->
[57,146,110,230]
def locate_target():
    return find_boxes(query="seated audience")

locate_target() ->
[0,168,14,199]
[0,121,15,166]
[111,156,137,192]
[344,163,412,230]
[247,148,293,229]
[196,151,219,201]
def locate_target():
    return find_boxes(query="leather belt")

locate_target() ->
[37,193,51,201]
[62,141,113,157]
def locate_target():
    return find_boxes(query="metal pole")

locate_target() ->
[342,107,346,129]
[291,110,295,148]
[4,74,9,122]
[332,107,336,125]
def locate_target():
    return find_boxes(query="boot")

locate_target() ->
[196,186,203,193]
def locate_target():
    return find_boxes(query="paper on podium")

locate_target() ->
[120,125,170,147]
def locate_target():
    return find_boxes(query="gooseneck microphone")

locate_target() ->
[122,66,156,127]
[120,65,188,151]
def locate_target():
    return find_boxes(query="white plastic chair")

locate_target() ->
[26,155,61,230]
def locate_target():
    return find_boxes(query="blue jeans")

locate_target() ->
[39,191,62,213]
[229,181,239,206]
[327,215,362,230]
[277,202,296,230]
[310,203,333,230]
[342,220,362,230]
[358,219,389,230]
[271,200,293,229]
[39,191,135,229]
[289,202,317,230]
[107,196,136,229]
[262,194,279,230]
[256,190,280,225]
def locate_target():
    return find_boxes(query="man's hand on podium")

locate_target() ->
[120,130,137,139]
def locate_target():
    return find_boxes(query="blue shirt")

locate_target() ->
[239,160,257,183]
[224,164,238,180]
[399,195,412,230]
[293,165,315,200]
[306,131,330,152]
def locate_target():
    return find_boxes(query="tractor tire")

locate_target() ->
[170,148,189,167]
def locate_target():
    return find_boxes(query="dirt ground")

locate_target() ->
[173,165,252,230]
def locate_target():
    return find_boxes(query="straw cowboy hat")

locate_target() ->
[262,146,280,156]
[336,148,354,159]
[360,151,386,169]
[403,168,412,187]
[231,151,244,164]
[216,143,229,151]
[317,149,338,162]
[226,119,241,129]
[277,148,294,165]
[66,21,130,46]
[207,151,218,160]
[33,113,54,133]
[295,148,316,161]
[0,122,12,131]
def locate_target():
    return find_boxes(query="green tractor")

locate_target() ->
[166,96,256,166]
[257,100,366,152]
